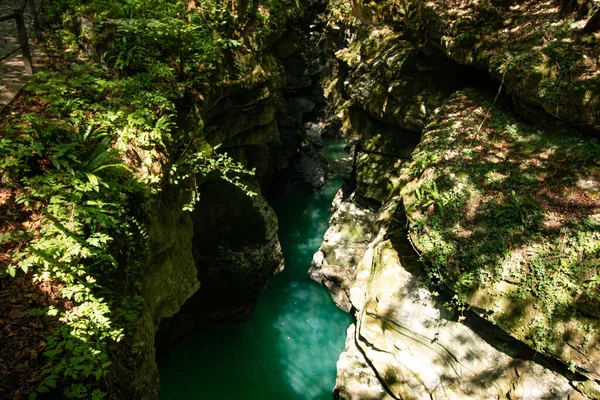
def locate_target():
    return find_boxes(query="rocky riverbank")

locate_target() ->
[310,1,600,398]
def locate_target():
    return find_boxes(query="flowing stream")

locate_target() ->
[158,137,353,399]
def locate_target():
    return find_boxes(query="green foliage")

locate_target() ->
[324,0,355,27]
[415,181,451,217]
[1,0,300,397]
[170,143,257,212]
[1,109,147,397]
[444,293,468,322]
[493,189,541,225]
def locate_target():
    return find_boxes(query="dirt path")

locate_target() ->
[0,0,44,113]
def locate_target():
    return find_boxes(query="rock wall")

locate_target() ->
[134,183,201,398]
[311,2,600,398]
[331,199,584,399]
[351,0,600,136]
[169,61,287,331]
[135,3,334,398]
[135,53,288,398]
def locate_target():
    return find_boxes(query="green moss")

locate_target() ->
[401,89,600,376]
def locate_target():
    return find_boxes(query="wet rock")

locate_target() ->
[290,142,329,189]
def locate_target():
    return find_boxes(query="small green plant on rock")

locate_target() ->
[416,181,452,217]
[444,293,469,322]
[494,189,541,226]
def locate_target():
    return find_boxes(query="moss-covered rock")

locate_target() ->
[134,184,201,397]
[318,0,600,395]
[400,88,600,381]
[323,192,586,399]
[332,25,465,133]
[355,153,404,204]
[352,0,600,136]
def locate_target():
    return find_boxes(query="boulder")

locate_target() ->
[329,197,590,399]
[400,89,600,381]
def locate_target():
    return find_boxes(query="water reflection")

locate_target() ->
[158,139,352,400]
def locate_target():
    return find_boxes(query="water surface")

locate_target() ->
[159,138,353,400]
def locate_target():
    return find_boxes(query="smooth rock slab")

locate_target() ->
[334,324,393,400]
[339,234,585,399]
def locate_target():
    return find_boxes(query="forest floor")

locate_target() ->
[0,8,55,392]
[0,89,57,398]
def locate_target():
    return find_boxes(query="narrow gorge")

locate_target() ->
[0,0,599,399]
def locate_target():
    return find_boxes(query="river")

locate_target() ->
[158,137,353,399]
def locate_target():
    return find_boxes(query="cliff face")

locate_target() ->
[137,70,286,396]
[134,3,332,397]
[154,61,287,338]
[311,1,600,398]
[351,0,600,135]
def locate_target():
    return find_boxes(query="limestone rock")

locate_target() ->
[274,31,302,59]
[351,0,600,135]
[312,187,592,399]
[335,26,464,134]
[337,229,586,399]
[176,182,283,329]
[309,191,377,311]
[290,142,329,189]
[333,324,393,400]
[278,96,316,129]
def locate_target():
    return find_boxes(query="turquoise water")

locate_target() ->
[158,139,353,400]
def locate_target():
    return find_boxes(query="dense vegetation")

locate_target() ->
[0,0,301,397]
[2,0,599,398]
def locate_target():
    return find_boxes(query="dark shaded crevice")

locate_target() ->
[348,320,402,400]
[155,0,334,367]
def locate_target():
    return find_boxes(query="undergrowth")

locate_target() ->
[0,0,302,397]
